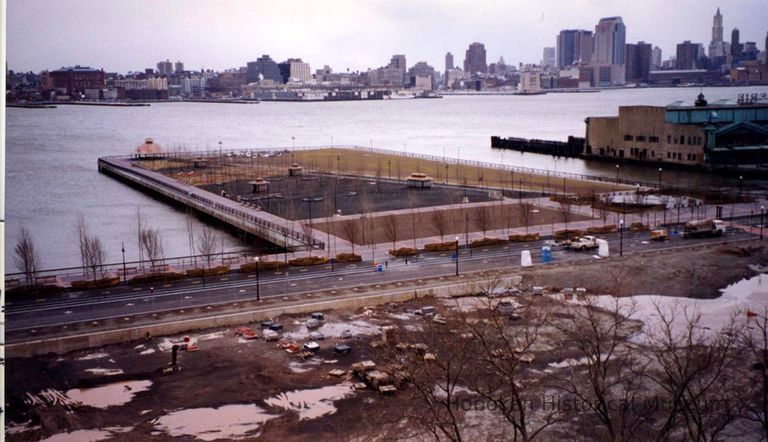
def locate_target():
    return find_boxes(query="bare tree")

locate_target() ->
[338,218,360,255]
[518,201,533,234]
[551,297,647,441]
[196,227,218,268]
[739,306,768,439]
[463,301,557,441]
[644,302,741,441]
[14,227,39,286]
[559,200,574,232]
[77,217,108,280]
[382,214,400,250]
[430,210,449,242]
[390,321,475,441]
[472,206,492,238]
[140,227,165,268]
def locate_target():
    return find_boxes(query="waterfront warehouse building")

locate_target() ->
[584,94,768,166]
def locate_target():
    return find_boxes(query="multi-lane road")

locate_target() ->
[5,228,758,337]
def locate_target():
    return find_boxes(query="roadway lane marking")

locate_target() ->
[102,291,111,295]
[299,269,308,272]
[64,310,72,315]
[126,303,134,307]
[247,275,256,278]
[133,288,143,291]
[220,277,229,281]
[163,284,173,288]
[192,281,201,284]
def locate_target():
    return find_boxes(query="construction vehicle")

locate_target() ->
[682,219,726,239]
[650,228,669,241]
[564,235,599,251]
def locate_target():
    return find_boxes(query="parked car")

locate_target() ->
[309,331,325,341]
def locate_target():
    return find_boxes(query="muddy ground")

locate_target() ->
[6,242,767,441]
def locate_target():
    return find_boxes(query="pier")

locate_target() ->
[491,135,585,157]
[97,155,323,250]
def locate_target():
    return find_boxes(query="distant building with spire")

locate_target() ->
[708,8,728,58]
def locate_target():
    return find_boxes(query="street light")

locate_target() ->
[121,241,127,284]
[218,140,223,161]
[615,164,620,186]
[292,136,295,149]
[619,219,624,256]
[254,257,260,301]
[658,167,662,189]
[739,175,744,199]
[454,236,460,276]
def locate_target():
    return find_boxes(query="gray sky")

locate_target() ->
[7,0,768,73]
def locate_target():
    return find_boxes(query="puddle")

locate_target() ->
[158,331,224,352]
[84,368,124,376]
[76,352,109,361]
[66,380,152,408]
[284,321,380,340]
[288,359,321,373]
[39,427,131,442]
[264,382,355,420]
[155,404,277,441]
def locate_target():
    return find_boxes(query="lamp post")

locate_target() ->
[615,164,619,186]
[254,257,260,301]
[619,219,624,256]
[292,136,295,149]
[739,175,744,199]
[121,241,127,284]
[761,206,765,241]
[455,236,460,276]
[658,167,662,189]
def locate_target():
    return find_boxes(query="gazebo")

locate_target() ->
[407,172,433,189]
[250,177,270,193]
[288,163,304,176]
[136,137,162,155]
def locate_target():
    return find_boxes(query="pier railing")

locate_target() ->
[99,156,324,251]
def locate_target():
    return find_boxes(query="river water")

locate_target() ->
[6,86,768,271]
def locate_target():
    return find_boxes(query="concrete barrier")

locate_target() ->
[5,281,469,358]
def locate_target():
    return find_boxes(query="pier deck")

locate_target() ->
[97,155,325,250]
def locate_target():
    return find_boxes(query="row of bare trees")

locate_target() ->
[382,290,768,441]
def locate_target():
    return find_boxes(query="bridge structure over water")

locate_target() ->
[97,154,326,251]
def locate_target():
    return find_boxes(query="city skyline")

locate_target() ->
[6,0,767,74]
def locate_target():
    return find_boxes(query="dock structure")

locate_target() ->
[97,155,323,251]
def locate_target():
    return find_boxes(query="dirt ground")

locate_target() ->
[314,202,592,246]
[6,242,767,441]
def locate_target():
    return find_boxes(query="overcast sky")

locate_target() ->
[6,0,768,73]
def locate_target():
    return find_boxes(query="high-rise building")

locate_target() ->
[557,30,593,67]
[625,41,652,82]
[408,61,436,90]
[174,61,184,74]
[542,47,556,68]
[592,17,626,85]
[463,42,487,76]
[708,8,726,57]
[676,41,702,70]
[731,28,743,57]
[445,52,454,72]
[287,59,311,83]
[651,46,662,70]
[594,17,625,65]
[246,55,282,83]
[390,54,406,71]
[156,59,173,76]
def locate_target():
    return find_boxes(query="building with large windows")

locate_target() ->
[584,94,768,165]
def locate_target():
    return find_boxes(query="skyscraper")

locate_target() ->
[594,17,626,65]
[651,46,662,70]
[708,8,726,57]
[389,54,407,84]
[463,42,487,76]
[174,61,184,74]
[593,17,626,85]
[625,41,652,82]
[542,47,556,68]
[156,59,173,76]
[731,28,744,57]
[445,52,454,71]
[557,30,592,68]
[676,41,701,70]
